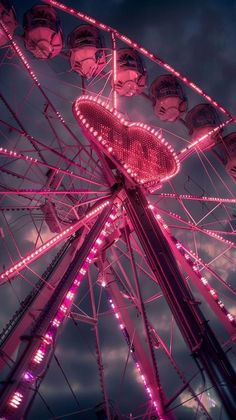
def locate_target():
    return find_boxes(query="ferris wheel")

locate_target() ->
[0,1,236,419]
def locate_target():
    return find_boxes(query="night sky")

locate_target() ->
[0,0,236,419]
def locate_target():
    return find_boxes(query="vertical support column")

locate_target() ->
[123,186,236,419]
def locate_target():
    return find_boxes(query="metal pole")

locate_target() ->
[0,203,114,418]
[123,186,236,419]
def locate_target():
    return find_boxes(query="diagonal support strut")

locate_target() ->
[123,186,236,419]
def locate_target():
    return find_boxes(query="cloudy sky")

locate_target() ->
[0,0,236,419]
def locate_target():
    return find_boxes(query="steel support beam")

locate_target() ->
[123,186,236,419]
[0,204,113,418]
[0,231,84,372]
[163,230,236,340]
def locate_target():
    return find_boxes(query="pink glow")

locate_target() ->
[0,200,110,282]
[60,304,67,313]
[5,207,118,412]
[158,208,236,249]
[52,318,60,328]
[108,296,158,413]
[158,192,236,204]
[179,119,233,158]
[43,333,53,344]
[149,205,236,328]
[9,391,23,409]
[0,20,68,126]
[73,96,180,187]
[23,371,34,381]
[43,0,233,120]
[111,32,118,109]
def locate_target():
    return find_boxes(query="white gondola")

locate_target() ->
[185,103,220,149]
[0,0,16,46]
[23,5,63,59]
[113,48,147,96]
[68,25,106,79]
[150,74,187,121]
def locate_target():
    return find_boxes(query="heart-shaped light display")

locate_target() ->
[73,96,180,187]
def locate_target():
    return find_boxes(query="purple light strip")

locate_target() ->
[6,207,118,412]
[0,200,110,282]
[148,204,236,328]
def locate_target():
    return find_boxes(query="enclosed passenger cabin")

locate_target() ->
[68,25,106,79]
[23,5,63,59]
[185,103,221,149]
[221,133,236,181]
[0,0,17,47]
[150,74,187,121]
[113,48,147,96]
